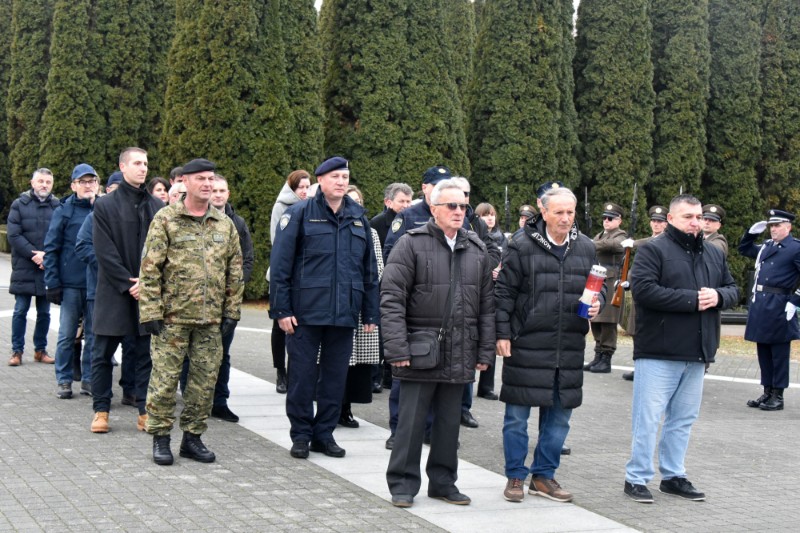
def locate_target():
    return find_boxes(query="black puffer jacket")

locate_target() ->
[381,221,496,383]
[495,215,601,409]
[6,190,60,296]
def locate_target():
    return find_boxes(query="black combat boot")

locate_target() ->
[153,435,174,465]
[180,432,216,462]
[747,386,771,408]
[759,388,784,411]
[276,368,288,394]
[583,352,603,371]
[590,352,612,373]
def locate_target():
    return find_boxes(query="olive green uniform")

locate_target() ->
[139,201,243,436]
[592,227,628,353]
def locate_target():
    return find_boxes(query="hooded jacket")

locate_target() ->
[270,182,303,244]
[43,194,93,290]
[7,190,60,296]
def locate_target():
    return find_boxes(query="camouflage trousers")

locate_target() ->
[145,323,222,436]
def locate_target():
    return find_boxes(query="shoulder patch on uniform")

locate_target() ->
[212,233,225,242]
[391,218,403,233]
[353,220,363,227]
[279,213,291,230]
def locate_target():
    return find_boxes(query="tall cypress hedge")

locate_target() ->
[575,0,655,235]
[649,0,711,205]
[0,0,14,218]
[444,0,476,108]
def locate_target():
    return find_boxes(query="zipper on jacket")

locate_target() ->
[555,258,564,368]
[201,218,209,322]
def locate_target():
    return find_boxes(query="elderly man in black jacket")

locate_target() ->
[495,186,601,504]
[381,179,495,508]
[623,195,738,504]
[90,147,164,434]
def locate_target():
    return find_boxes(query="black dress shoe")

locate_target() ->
[460,410,479,428]
[338,406,359,428]
[391,494,414,507]
[429,492,471,505]
[153,435,174,466]
[310,439,346,457]
[385,435,395,450]
[561,444,571,455]
[659,477,705,501]
[290,441,309,459]
[372,382,383,394]
[622,371,634,381]
[477,390,499,400]
[211,404,240,423]
[275,368,287,394]
[179,432,216,463]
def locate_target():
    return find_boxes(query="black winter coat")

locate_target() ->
[370,208,398,247]
[92,181,163,336]
[495,216,601,409]
[631,223,739,363]
[7,191,60,296]
[224,203,255,283]
[381,221,496,383]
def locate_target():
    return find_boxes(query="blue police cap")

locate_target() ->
[182,158,216,175]
[536,181,564,198]
[106,171,123,188]
[768,209,796,224]
[315,156,349,176]
[71,163,98,181]
[422,165,451,185]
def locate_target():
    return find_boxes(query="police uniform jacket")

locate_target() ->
[495,215,602,409]
[93,181,163,336]
[380,221,495,383]
[739,231,800,344]
[704,232,729,257]
[593,227,628,323]
[6,190,59,296]
[269,189,380,328]
[43,194,93,290]
[139,202,244,326]
[631,223,739,363]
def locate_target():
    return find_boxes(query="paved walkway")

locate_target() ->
[1,252,799,531]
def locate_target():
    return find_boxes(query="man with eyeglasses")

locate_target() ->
[584,202,629,374]
[740,209,800,411]
[44,164,99,399]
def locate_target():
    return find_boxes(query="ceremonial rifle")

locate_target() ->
[504,185,511,233]
[612,182,638,307]
[584,187,592,235]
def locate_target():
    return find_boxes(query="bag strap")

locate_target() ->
[438,248,461,341]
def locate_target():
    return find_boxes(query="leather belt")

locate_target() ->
[755,285,791,295]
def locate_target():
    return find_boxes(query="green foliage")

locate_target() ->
[6,0,53,195]
[759,0,800,215]
[466,0,577,227]
[555,0,580,190]
[322,0,469,214]
[705,0,764,294]
[0,0,14,219]
[443,0,476,106]
[38,0,105,196]
[649,0,711,205]
[575,0,655,236]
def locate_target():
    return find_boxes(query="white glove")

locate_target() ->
[621,238,635,249]
[786,302,797,321]
[749,221,768,234]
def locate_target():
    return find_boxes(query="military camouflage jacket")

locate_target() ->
[139,201,244,325]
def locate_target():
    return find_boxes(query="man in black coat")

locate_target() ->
[90,147,164,434]
[495,187,601,504]
[7,168,59,366]
[370,183,414,246]
[624,195,738,504]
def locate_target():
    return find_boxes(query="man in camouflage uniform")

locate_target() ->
[139,158,243,466]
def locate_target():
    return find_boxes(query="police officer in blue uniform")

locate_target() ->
[269,156,380,458]
[740,209,800,411]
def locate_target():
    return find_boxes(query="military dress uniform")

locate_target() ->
[702,204,729,257]
[587,203,628,373]
[139,199,243,439]
[739,209,800,411]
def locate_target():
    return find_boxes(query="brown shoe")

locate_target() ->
[34,350,54,364]
[91,412,110,433]
[137,414,148,432]
[8,352,22,366]
[504,478,525,502]
[529,476,573,502]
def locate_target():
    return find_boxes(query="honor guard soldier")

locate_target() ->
[519,205,536,229]
[702,204,728,257]
[270,156,380,460]
[740,209,800,411]
[585,202,629,374]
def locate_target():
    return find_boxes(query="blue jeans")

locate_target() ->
[11,294,50,353]
[625,358,705,486]
[54,288,92,385]
[503,385,572,480]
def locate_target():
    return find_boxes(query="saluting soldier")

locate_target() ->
[139,158,244,465]
[585,202,628,374]
[702,204,728,257]
[740,209,800,411]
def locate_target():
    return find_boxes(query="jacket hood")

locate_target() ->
[276,182,302,207]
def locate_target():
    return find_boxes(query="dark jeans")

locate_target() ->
[118,334,137,397]
[271,319,286,370]
[92,334,152,415]
[180,326,234,407]
[55,288,91,385]
[11,294,50,353]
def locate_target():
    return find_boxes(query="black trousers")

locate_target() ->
[386,381,462,498]
[757,342,791,388]
[92,334,151,415]
[477,361,496,395]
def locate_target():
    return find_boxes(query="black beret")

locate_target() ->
[768,209,795,223]
[315,156,349,176]
[536,181,565,198]
[182,158,216,175]
[602,202,624,218]
[422,165,451,185]
[702,204,725,222]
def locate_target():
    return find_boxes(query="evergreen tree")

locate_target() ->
[705,0,763,290]
[281,0,324,172]
[6,0,53,194]
[444,0,476,107]
[574,0,655,235]
[648,0,711,205]
[38,0,105,195]
[141,0,175,173]
[0,0,14,218]
[556,0,580,189]
[759,0,800,214]
[467,0,576,219]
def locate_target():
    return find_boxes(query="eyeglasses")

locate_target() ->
[603,216,618,221]
[434,202,469,211]
[76,178,97,186]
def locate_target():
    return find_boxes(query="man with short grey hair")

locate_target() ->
[371,183,414,247]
